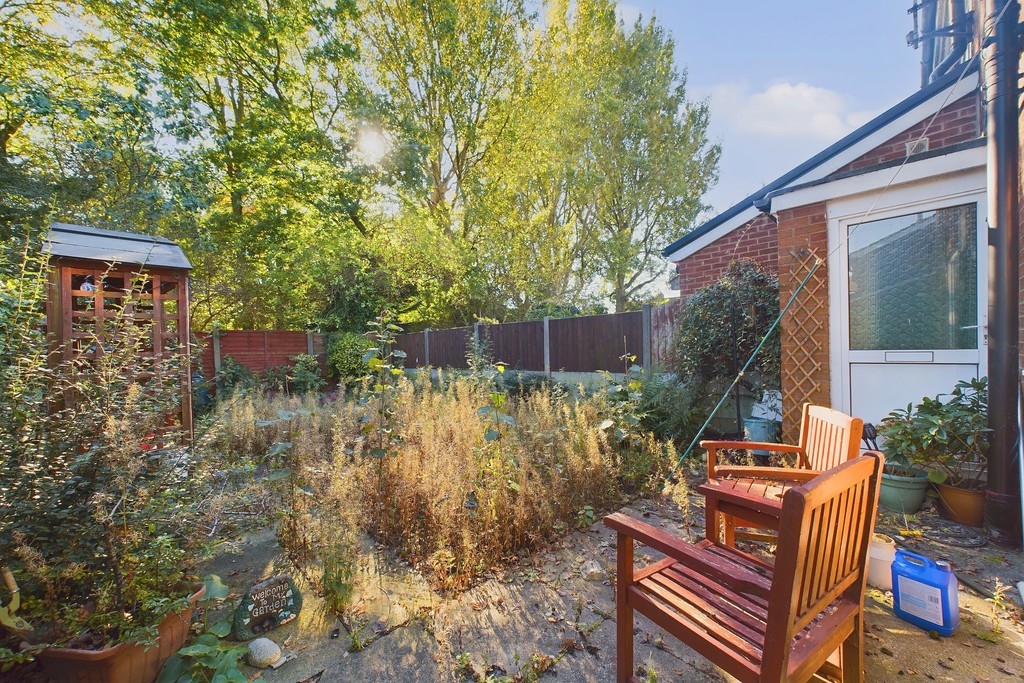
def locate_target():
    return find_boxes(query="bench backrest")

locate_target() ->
[762,451,883,679]
[798,403,864,472]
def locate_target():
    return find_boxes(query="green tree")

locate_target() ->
[573,4,719,312]
[356,0,533,324]
[99,0,367,329]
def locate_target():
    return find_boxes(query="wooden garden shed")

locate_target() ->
[43,222,194,439]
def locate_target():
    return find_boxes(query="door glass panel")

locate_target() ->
[848,203,977,350]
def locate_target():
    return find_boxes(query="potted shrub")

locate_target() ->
[0,263,206,682]
[869,421,932,514]
[878,378,989,525]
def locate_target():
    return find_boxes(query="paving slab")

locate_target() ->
[188,495,1024,683]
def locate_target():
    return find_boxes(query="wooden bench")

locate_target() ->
[605,452,883,683]
[699,403,863,546]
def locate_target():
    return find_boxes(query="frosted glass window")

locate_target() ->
[848,204,977,350]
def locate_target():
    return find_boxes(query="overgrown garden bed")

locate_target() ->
[203,365,676,596]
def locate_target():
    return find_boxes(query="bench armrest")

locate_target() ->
[700,440,806,480]
[604,512,771,599]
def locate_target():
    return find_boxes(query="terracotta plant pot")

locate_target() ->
[37,583,205,683]
[935,483,985,527]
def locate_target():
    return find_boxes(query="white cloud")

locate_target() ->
[706,81,879,141]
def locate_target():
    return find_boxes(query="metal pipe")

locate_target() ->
[983,0,1021,547]
[929,0,968,82]
[921,0,938,87]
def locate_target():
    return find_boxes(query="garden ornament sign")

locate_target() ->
[233,575,302,640]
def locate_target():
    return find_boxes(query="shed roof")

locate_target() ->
[45,222,192,270]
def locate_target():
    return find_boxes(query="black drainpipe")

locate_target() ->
[983,0,1020,547]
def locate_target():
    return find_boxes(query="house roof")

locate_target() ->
[45,222,192,270]
[663,57,981,261]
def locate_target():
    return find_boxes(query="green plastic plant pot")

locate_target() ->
[879,468,930,513]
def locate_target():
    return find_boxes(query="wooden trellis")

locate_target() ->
[44,223,193,440]
[780,250,830,439]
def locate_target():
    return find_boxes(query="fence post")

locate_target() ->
[543,316,551,378]
[306,330,314,355]
[212,327,222,392]
[642,304,652,374]
[424,328,430,367]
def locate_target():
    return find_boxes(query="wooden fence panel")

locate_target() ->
[486,320,544,370]
[430,326,471,368]
[549,311,644,372]
[395,332,426,367]
[197,330,325,382]
[378,300,686,373]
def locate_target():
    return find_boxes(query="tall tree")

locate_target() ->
[100,0,367,329]
[573,3,719,312]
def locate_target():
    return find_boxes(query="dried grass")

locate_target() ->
[204,374,671,592]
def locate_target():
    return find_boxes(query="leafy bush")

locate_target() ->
[216,354,254,392]
[0,254,204,664]
[672,260,780,397]
[639,374,702,447]
[327,331,376,382]
[878,377,988,489]
[288,353,325,394]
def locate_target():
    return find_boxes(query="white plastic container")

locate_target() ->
[867,533,896,590]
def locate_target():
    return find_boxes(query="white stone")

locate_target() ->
[581,560,605,582]
[247,637,282,668]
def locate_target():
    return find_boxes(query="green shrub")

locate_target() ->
[878,377,988,489]
[328,331,376,381]
[672,260,780,405]
[0,253,204,664]
[497,371,559,397]
[217,354,254,392]
[640,374,702,447]
[288,353,326,394]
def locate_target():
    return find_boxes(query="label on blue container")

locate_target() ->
[897,576,943,626]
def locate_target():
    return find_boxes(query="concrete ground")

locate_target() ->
[196,495,1024,683]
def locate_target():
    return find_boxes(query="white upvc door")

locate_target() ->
[828,171,987,429]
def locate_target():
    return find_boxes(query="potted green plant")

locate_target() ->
[0,264,206,682]
[877,377,989,525]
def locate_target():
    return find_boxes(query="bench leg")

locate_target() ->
[616,532,634,683]
[840,615,864,682]
[723,514,737,547]
[704,495,720,544]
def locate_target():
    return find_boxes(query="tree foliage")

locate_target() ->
[1,0,718,331]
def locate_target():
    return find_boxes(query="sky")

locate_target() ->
[615,1,925,218]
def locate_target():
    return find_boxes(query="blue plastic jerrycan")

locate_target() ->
[891,550,960,636]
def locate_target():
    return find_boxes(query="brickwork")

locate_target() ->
[832,93,980,176]
[675,213,778,299]
[775,203,831,439]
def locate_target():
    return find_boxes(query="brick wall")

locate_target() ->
[832,93,981,175]
[776,203,831,439]
[675,213,778,299]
